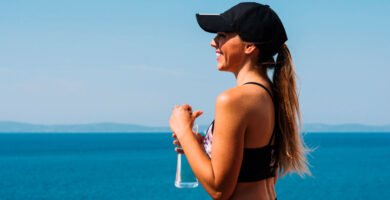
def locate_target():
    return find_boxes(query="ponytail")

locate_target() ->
[272,44,311,177]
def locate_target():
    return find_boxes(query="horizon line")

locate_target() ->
[0,120,389,127]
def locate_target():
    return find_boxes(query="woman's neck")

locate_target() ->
[234,62,269,86]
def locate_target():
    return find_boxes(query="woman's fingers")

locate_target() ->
[172,139,184,153]
[196,133,205,140]
[192,110,203,119]
[195,133,205,144]
[182,104,192,111]
[174,147,184,154]
[181,104,193,116]
[170,104,203,154]
[173,139,180,146]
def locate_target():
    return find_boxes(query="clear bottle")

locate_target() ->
[174,125,199,188]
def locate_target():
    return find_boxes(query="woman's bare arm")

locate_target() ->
[171,89,247,199]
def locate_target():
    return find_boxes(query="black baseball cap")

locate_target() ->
[196,2,287,56]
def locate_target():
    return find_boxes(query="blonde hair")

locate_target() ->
[264,44,311,177]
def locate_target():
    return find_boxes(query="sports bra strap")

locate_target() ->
[243,82,274,102]
[268,130,276,146]
[243,82,276,146]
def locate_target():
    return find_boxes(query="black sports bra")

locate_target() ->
[203,82,278,182]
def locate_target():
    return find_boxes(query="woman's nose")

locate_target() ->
[210,37,218,48]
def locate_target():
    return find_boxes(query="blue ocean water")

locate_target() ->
[0,133,389,200]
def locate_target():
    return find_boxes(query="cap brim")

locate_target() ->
[196,14,234,33]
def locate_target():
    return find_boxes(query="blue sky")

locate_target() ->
[0,0,389,126]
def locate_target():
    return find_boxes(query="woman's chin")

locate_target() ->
[217,64,227,71]
[217,65,232,72]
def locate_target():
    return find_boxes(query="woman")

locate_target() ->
[169,2,310,200]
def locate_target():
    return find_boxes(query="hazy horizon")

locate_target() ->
[1,120,390,127]
[1,119,390,135]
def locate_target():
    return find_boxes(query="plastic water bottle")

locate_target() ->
[174,125,199,188]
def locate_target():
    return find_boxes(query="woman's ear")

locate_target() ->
[244,43,257,55]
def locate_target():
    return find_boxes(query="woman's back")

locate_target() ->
[234,81,277,200]
[239,81,275,148]
[232,179,276,200]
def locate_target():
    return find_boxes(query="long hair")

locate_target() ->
[261,44,311,177]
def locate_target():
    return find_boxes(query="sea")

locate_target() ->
[0,132,389,200]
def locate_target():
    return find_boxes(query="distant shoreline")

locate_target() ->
[0,121,390,133]
[0,131,390,136]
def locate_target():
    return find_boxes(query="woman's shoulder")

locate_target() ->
[216,87,242,103]
[215,85,271,114]
[215,87,250,112]
[214,87,252,127]
[217,85,260,101]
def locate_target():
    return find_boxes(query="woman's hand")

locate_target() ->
[169,104,203,139]
[170,104,203,152]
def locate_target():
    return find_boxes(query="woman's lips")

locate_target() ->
[216,50,222,60]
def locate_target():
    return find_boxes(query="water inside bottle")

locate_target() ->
[175,153,199,188]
